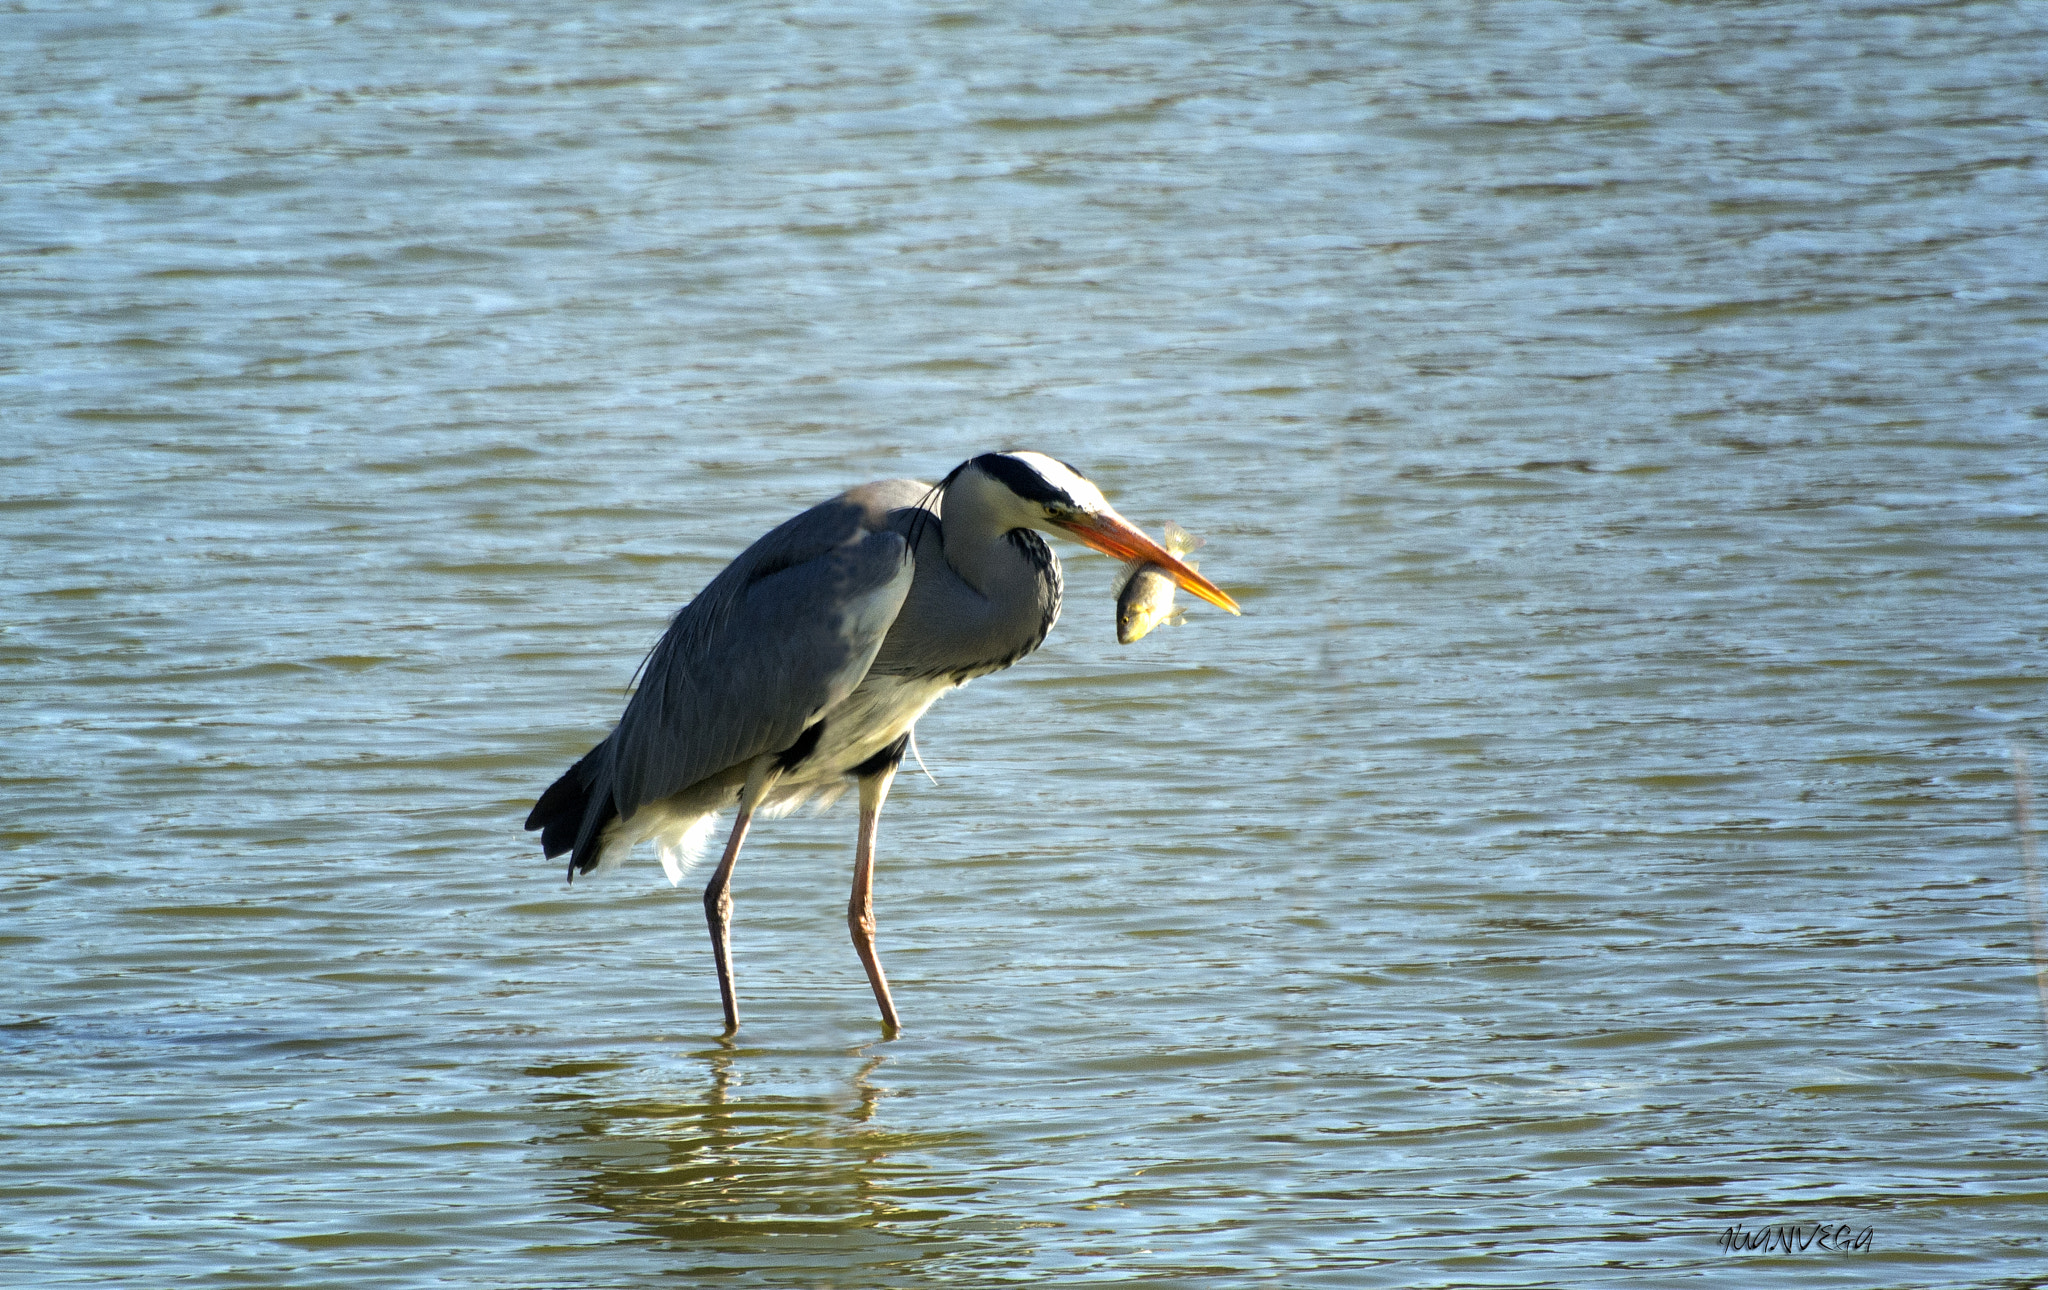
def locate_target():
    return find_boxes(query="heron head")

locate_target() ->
[955,451,1241,615]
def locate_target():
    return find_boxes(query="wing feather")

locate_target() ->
[606,499,914,820]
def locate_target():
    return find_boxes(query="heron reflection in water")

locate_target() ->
[527,451,1240,1034]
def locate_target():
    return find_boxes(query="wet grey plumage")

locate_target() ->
[524,451,1237,1032]
[529,469,1060,879]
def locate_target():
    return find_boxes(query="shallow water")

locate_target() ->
[6,1,2047,1286]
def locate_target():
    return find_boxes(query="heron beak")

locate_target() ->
[1054,509,1242,615]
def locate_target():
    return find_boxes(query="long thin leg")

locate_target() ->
[849,755,904,1033]
[704,757,780,1035]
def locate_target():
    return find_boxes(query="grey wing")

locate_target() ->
[607,514,914,822]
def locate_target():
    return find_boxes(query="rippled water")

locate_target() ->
[7,1,2047,1286]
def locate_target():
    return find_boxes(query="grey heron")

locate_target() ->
[525,451,1239,1034]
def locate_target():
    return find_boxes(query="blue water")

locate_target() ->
[5,1,2046,1286]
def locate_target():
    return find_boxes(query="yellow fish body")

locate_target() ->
[1113,522,1202,645]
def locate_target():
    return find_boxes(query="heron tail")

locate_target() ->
[525,739,620,881]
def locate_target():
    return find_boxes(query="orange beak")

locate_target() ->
[1053,509,1242,615]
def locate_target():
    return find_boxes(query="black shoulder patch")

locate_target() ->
[775,720,826,772]
[852,733,910,778]
[972,452,1075,508]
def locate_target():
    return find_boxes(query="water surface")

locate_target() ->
[5,1,2047,1286]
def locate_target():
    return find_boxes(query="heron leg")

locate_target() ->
[704,757,780,1035]
[849,750,905,1033]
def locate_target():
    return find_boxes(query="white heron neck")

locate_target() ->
[936,463,1047,596]
[868,463,1063,682]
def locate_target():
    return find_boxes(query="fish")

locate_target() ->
[1113,521,1203,645]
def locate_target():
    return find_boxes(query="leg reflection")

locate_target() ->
[544,1044,993,1268]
